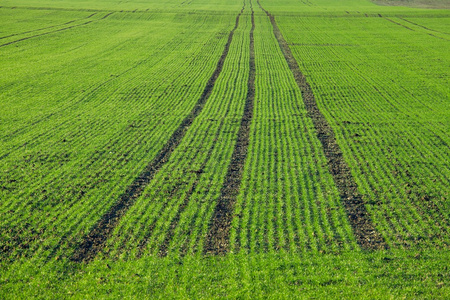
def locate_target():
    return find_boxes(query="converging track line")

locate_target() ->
[71,5,246,263]
[0,13,98,40]
[204,1,255,255]
[398,17,450,35]
[382,15,449,41]
[256,0,387,250]
[0,12,114,48]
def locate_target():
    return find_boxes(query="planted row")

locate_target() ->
[277,13,449,248]
[0,9,239,261]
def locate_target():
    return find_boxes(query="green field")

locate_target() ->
[1,0,449,298]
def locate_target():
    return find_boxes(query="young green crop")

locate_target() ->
[230,9,357,255]
[276,10,449,249]
[105,8,253,259]
[0,0,449,297]
[0,8,240,261]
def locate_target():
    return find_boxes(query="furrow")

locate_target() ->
[383,16,449,41]
[204,2,255,255]
[398,17,450,35]
[70,5,245,263]
[257,0,387,251]
[0,12,97,40]
[0,12,113,48]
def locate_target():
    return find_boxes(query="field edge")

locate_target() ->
[1,249,449,298]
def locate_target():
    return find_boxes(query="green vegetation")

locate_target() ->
[2,250,450,298]
[1,0,449,297]
[0,3,240,261]
[106,6,252,259]
[276,5,449,249]
[230,11,357,254]
[372,0,450,9]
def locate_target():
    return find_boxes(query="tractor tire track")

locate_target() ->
[384,17,414,31]
[204,3,255,255]
[383,16,449,41]
[157,119,224,257]
[0,12,114,48]
[399,17,450,35]
[154,32,251,256]
[0,6,103,12]
[70,5,246,263]
[130,121,214,258]
[257,0,387,250]
[0,13,97,40]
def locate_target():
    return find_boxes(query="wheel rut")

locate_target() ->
[0,13,98,40]
[70,5,246,263]
[256,0,387,251]
[0,12,114,48]
[204,2,255,255]
[399,17,450,35]
[156,121,221,257]
[382,15,449,41]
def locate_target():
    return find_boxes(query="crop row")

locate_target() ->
[104,4,253,259]
[1,0,448,262]
[0,9,239,261]
[0,8,93,41]
[277,13,449,249]
[104,3,362,258]
[230,11,357,254]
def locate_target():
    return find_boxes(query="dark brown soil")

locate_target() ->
[257,0,387,251]
[0,223,42,262]
[203,4,255,256]
[70,6,245,263]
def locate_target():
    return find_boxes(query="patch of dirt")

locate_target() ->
[203,5,256,256]
[257,0,387,251]
[0,223,42,262]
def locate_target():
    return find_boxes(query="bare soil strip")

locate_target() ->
[71,6,245,263]
[204,4,255,255]
[257,0,387,250]
[0,12,113,48]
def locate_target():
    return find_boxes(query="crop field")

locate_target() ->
[0,0,449,298]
